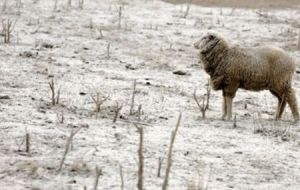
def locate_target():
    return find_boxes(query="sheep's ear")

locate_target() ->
[194,40,200,49]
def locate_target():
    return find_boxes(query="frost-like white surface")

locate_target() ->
[0,0,300,190]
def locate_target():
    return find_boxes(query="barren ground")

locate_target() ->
[0,0,300,190]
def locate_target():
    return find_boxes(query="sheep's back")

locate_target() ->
[225,46,295,91]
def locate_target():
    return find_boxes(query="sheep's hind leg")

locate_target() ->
[286,87,300,122]
[221,96,227,120]
[270,90,286,120]
[277,98,286,119]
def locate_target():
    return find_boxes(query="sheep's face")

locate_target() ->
[194,32,220,54]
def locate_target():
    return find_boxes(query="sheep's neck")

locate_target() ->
[202,48,228,77]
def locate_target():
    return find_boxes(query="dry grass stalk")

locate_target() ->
[49,79,60,106]
[137,104,142,121]
[25,133,30,153]
[78,0,84,9]
[2,19,17,44]
[183,0,191,18]
[298,30,300,51]
[193,83,211,119]
[162,113,182,190]
[129,80,137,115]
[118,6,122,29]
[107,43,111,58]
[233,114,237,128]
[16,0,22,8]
[1,0,7,12]
[157,157,163,177]
[91,92,109,117]
[119,164,124,190]
[53,0,58,11]
[57,111,65,124]
[58,127,81,172]
[93,166,103,190]
[113,102,123,123]
[97,27,103,39]
[135,125,144,190]
[67,0,72,7]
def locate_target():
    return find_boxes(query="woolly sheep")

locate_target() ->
[194,32,299,122]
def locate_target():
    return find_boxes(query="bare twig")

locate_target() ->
[25,133,30,153]
[78,0,84,9]
[162,113,182,190]
[53,0,58,11]
[233,114,237,128]
[118,6,122,29]
[57,111,64,124]
[1,0,7,12]
[193,82,211,119]
[107,43,110,58]
[129,80,137,115]
[67,0,72,7]
[135,125,144,190]
[49,79,60,106]
[183,0,191,18]
[137,104,142,121]
[58,127,81,172]
[49,79,56,106]
[2,19,17,44]
[119,164,124,190]
[113,102,123,123]
[91,93,109,118]
[297,30,300,51]
[157,157,163,177]
[97,26,103,39]
[93,166,103,190]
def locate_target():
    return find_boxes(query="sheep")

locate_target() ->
[194,32,299,122]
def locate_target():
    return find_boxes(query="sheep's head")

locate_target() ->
[194,32,222,54]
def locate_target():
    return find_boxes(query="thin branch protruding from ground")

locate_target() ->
[162,112,182,190]
[135,125,144,190]
[78,0,84,9]
[129,80,137,115]
[113,102,123,123]
[107,43,111,58]
[118,6,122,29]
[25,132,30,153]
[157,157,163,177]
[298,30,300,51]
[49,79,60,106]
[183,0,191,18]
[233,114,237,128]
[2,19,17,44]
[58,127,81,172]
[193,83,211,118]
[93,166,103,190]
[137,104,142,121]
[91,93,109,118]
[119,164,124,190]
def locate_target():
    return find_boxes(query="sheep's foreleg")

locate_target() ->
[225,96,233,120]
[222,96,227,120]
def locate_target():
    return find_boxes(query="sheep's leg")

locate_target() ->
[221,96,227,120]
[223,86,238,121]
[277,99,287,119]
[225,96,233,120]
[270,90,286,120]
[286,88,300,121]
